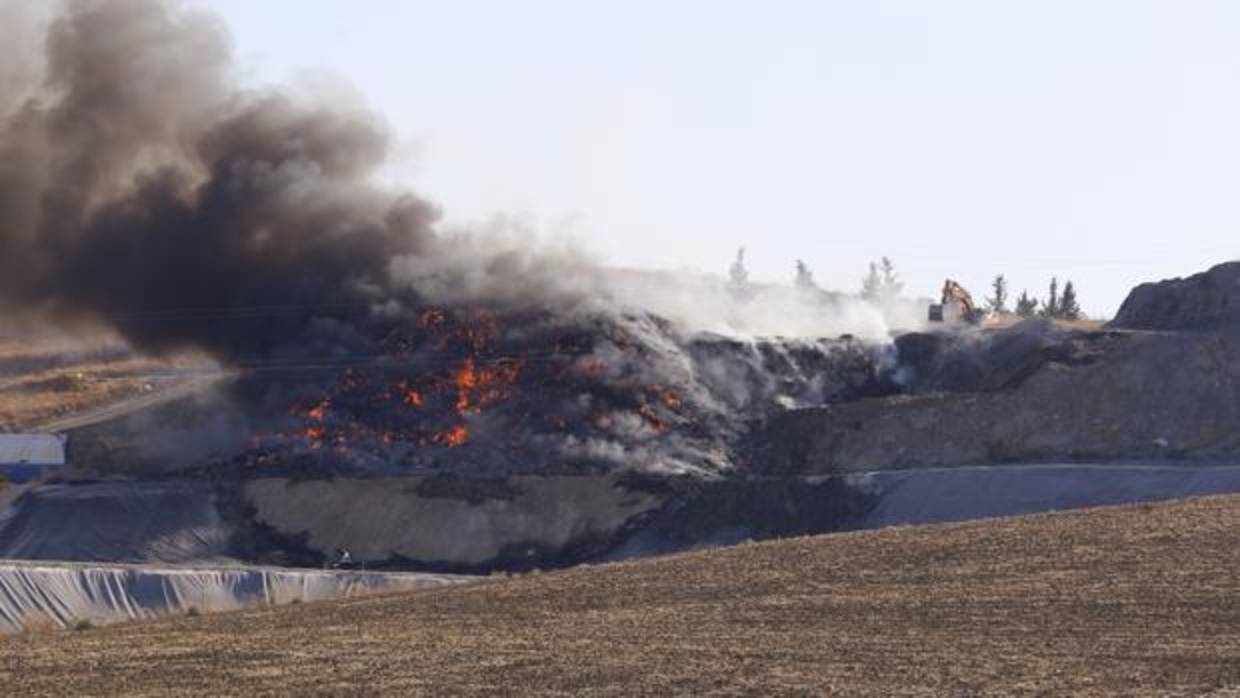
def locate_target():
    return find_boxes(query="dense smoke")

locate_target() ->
[0,0,484,357]
[0,2,43,117]
[5,1,929,480]
[1,0,923,361]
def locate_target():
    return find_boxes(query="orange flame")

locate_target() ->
[436,424,469,447]
[307,398,329,421]
[657,386,682,410]
[404,389,424,407]
[455,358,479,412]
[304,425,325,448]
[453,357,522,415]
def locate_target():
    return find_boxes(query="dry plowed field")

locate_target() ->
[3,495,1240,696]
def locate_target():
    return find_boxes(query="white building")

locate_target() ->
[0,434,67,481]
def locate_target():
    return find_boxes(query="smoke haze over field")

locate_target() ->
[0,0,919,361]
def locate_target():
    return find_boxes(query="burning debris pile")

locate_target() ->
[229,307,890,478]
[0,1,907,481]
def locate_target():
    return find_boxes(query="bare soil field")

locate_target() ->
[2,495,1239,696]
[0,335,212,431]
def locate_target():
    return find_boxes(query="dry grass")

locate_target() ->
[0,336,210,431]
[984,314,1108,330]
[3,495,1240,696]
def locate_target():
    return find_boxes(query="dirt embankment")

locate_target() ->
[3,494,1239,696]
[0,474,876,572]
[234,473,877,572]
[750,321,1240,473]
[243,475,662,568]
[1111,260,1240,330]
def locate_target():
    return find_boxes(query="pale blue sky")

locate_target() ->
[194,0,1240,316]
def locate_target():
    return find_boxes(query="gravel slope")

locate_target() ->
[3,494,1240,695]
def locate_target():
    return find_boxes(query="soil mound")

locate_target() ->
[1111,261,1240,331]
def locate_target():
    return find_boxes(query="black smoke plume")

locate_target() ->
[0,0,444,358]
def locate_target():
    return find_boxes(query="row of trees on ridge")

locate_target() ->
[729,249,1084,320]
[987,274,1082,320]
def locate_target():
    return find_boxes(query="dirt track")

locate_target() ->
[3,494,1240,695]
[0,336,218,432]
[30,373,228,432]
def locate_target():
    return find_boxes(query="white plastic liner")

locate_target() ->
[0,561,466,633]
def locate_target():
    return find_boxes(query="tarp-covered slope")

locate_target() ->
[0,562,465,633]
[0,481,229,563]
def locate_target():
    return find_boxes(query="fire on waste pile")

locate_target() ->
[0,0,914,570]
[219,305,893,480]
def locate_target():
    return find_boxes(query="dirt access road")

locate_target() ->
[30,373,228,432]
[0,335,221,432]
[3,494,1240,696]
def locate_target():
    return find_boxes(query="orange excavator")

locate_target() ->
[928,279,987,324]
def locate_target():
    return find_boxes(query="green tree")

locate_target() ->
[728,247,751,301]
[986,274,1009,314]
[1015,290,1038,317]
[794,259,816,289]
[879,257,903,300]
[861,262,881,301]
[729,247,749,287]
[1059,280,1081,320]
[1040,277,1060,318]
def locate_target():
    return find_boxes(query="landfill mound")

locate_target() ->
[0,561,464,633]
[65,310,889,481]
[751,319,1240,473]
[1111,260,1240,330]
[11,266,1240,572]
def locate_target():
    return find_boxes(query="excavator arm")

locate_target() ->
[928,279,985,324]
